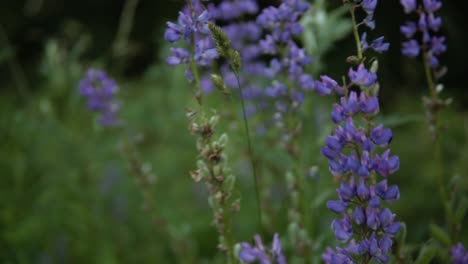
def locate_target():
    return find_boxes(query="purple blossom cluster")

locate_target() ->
[201,0,261,93]
[207,0,258,22]
[164,0,262,94]
[317,1,401,263]
[255,0,313,108]
[400,0,446,68]
[313,1,388,97]
[79,69,121,127]
[238,233,286,264]
[164,0,218,79]
[451,243,468,264]
[359,0,390,55]
[321,68,401,263]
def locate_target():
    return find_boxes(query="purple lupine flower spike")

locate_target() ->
[164,0,218,76]
[79,68,122,127]
[318,1,402,263]
[400,0,446,69]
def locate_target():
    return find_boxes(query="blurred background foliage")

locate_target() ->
[1,0,468,263]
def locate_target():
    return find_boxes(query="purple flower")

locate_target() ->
[427,13,442,31]
[400,0,417,14]
[315,75,339,96]
[238,234,287,264]
[400,21,417,38]
[371,125,393,146]
[431,36,447,55]
[400,0,446,69]
[370,37,390,53]
[164,0,220,82]
[359,93,380,115]
[332,216,353,242]
[423,0,442,12]
[363,0,378,14]
[402,40,420,57]
[166,48,191,66]
[451,243,468,264]
[348,64,378,87]
[327,200,348,214]
[79,69,122,127]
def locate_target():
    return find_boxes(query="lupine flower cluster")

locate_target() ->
[313,0,389,96]
[201,0,261,93]
[239,233,286,264]
[79,68,121,126]
[317,1,401,263]
[165,0,262,94]
[165,0,218,82]
[254,0,313,115]
[451,243,468,264]
[400,0,446,68]
[400,0,449,139]
[322,70,401,264]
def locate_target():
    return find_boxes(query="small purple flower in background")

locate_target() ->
[400,0,446,69]
[451,243,468,264]
[79,68,122,127]
[253,0,313,117]
[238,233,286,264]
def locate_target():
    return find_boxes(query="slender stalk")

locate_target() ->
[422,51,451,240]
[121,137,166,229]
[349,5,363,60]
[233,72,263,230]
[113,0,140,58]
[422,52,437,99]
[222,182,236,264]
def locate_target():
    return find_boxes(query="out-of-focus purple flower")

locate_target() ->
[451,243,468,264]
[400,0,417,14]
[238,233,287,264]
[400,22,417,38]
[314,75,341,96]
[402,40,420,57]
[400,0,446,69]
[208,0,258,21]
[79,68,122,127]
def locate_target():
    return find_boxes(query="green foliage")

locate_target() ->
[0,2,467,264]
[301,0,352,73]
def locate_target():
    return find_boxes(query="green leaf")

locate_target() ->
[455,196,468,224]
[414,243,438,264]
[430,224,451,247]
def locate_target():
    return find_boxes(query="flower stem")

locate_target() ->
[422,51,453,244]
[349,5,363,60]
[233,71,263,231]
[422,52,437,99]
[113,0,140,59]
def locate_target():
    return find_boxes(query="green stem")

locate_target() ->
[223,198,236,264]
[349,5,363,60]
[422,52,437,99]
[233,71,263,231]
[422,51,451,240]
[113,0,140,58]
